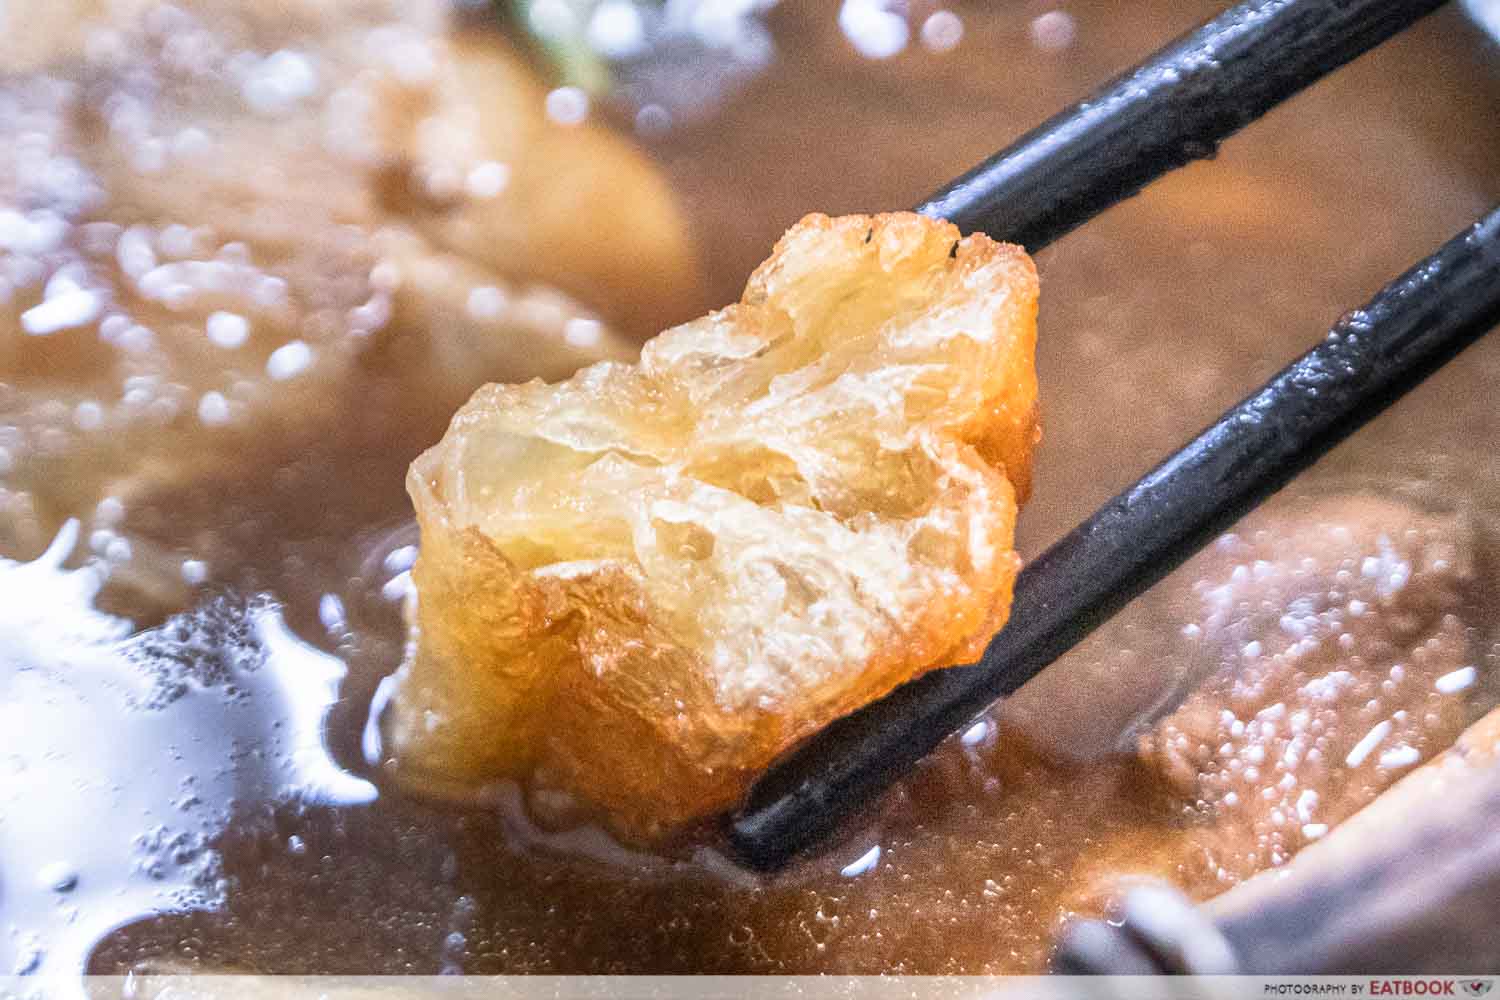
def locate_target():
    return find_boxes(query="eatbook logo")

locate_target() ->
[1461,981,1494,998]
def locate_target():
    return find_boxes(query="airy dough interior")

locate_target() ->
[389,211,1040,838]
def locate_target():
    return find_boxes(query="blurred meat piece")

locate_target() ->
[1056,695,1500,976]
[1206,703,1500,974]
[0,0,698,560]
[1053,490,1491,913]
[389,212,1039,839]
[373,28,702,337]
[1137,493,1481,877]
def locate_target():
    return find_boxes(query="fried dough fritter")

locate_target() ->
[388,211,1039,839]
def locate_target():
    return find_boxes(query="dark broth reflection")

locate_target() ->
[0,524,373,991]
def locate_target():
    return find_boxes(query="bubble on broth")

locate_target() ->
[1029,11,1078,52]
[0,523,373,995]
[587,2,648,59]
[544,86,591,126]
[919,11,964,54]
[838,0,910,60]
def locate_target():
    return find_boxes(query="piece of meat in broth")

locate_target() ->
[1048,491,1491,920]
[1137,493,1485,879]
[388,212,1040,840]
[1203,704,1500,974]
[0,0,697,564]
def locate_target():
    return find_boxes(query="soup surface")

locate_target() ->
[3,0,1500,985]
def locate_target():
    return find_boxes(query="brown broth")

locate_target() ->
[2,0,1500,984]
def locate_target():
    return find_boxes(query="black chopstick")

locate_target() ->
[919,0,1449,250]
[723,0,1462,872]
[728,205,1500,872]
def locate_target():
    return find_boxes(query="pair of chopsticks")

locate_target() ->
[728,0,1500,871]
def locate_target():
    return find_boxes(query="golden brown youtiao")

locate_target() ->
[388,212,1039,839]
[0,0,698,559]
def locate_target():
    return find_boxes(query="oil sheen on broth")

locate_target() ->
[2,0,1500,983]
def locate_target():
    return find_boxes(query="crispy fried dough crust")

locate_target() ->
[390,212,1039,838]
